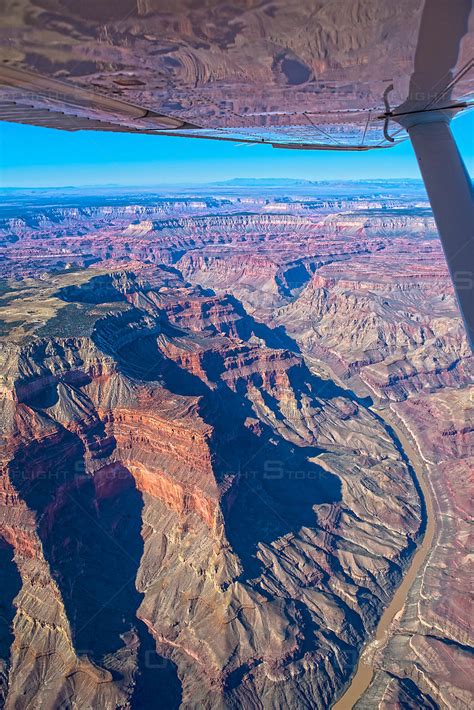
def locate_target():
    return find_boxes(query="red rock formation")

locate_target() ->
[0,267,422,708]
[0,186,471,708]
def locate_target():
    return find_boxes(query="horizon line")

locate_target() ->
[0,177,426,190]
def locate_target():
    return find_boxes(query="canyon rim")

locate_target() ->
[0,181,472,709]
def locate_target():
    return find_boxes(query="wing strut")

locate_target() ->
[396,111,474,349]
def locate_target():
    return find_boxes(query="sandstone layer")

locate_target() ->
[1,265,421,708]
[0,184,472,708]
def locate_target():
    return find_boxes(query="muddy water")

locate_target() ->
[332,408,436,710]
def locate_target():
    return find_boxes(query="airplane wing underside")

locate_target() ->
[0,0,472,149]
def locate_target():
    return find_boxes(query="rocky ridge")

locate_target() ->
[0,267,421,708]
[0,187,472,708]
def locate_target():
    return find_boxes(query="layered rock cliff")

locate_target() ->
[0,267,422,708]
[1,186,471,708]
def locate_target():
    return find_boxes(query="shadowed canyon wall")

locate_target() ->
[0,185,471,708]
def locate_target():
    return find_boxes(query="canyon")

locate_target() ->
[0,182,472,709]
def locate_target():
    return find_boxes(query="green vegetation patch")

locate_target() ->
[36,301,130,338]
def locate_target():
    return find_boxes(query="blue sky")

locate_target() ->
[1,111,473,187]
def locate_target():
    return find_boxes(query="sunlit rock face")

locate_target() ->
[275,256,472,396]
[0,266,420,708]
[0,183,471,708]
[356,387,473,710]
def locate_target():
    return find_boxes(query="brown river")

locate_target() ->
[332,408,436,709]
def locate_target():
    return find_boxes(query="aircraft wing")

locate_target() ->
[1,0,472,150]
